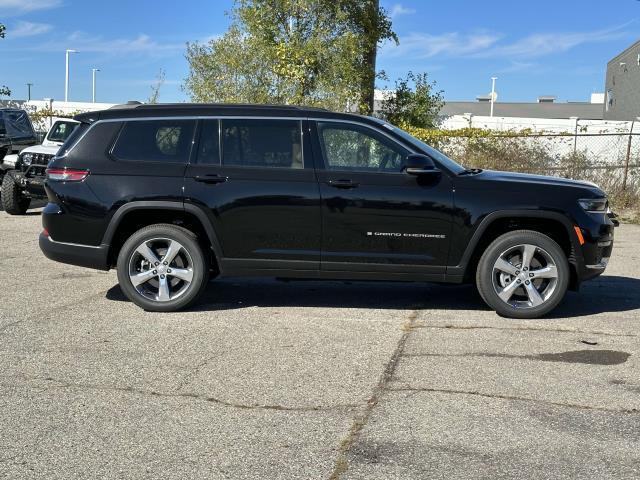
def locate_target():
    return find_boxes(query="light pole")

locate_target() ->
[490,76,498,117]
[64,49,77,102]
[26,83,33,101]
[92,68,100,103]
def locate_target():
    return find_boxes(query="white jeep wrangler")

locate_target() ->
[1,118,80,214]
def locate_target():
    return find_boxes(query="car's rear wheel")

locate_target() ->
[116,224,209,312]
[476,230,569,319]
[1,171,31,215]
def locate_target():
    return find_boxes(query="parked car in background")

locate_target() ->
[39,103,616,318]
[1,118,79,214]
[0,108,37,167]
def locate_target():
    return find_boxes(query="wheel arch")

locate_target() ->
[103,201,224,270]
[454,210,581,290]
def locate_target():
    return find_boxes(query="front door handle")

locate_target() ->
[327,179,359,189]
[194,174,228,184]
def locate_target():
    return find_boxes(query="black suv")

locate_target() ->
[39,104,616,318]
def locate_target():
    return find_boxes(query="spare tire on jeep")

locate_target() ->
[1,170,30,215]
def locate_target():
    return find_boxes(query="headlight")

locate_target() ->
[578,198,608,213]
[21,153,34,166]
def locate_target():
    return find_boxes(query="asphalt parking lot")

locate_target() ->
[1,210,639,479]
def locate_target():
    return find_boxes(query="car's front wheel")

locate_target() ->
[116,224,209,312]
[476,230,570,319]
[1,171,31,215]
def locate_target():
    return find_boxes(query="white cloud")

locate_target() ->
[0,0,62,14]
[382,31,502,58]
[10,21,52,38]
[475,25,630,59]
[39,32,185,57]
[389,4,416,18]
[382,23,631,61]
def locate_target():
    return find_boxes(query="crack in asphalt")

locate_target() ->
[0,289,110,338]
[416,324,637,338]
[328,310,420,480]
[388,386,640,414]
[174,354,221,392]
[1,376,359,413]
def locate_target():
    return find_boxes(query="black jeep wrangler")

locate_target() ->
[39,103,616,318]
[0,108,37,171]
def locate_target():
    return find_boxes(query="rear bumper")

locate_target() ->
[39,232,109,271]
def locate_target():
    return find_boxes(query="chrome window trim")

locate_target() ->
[60,115,409,162]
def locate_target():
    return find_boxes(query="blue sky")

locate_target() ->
[1,0,639,104]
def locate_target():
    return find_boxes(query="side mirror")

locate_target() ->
[404,154,439,175]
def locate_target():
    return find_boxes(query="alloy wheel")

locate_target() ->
[491,243,559,309]
[128,237,194,302]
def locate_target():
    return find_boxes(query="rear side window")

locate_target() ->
[196,119,220,164]
[221,119,302,169]
[112,120,195,163]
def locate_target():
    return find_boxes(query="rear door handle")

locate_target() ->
[327,179,359,189]
[194,174,228,184]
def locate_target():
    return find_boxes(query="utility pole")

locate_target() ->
[490,76,498,117]
[64,49,77,102]
[26,83,33,101]
[92,68,100,103]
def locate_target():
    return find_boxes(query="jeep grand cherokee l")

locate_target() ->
[39,103,616,318]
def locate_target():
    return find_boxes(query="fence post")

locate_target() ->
[571,117,579,155]
[623,120,635,190]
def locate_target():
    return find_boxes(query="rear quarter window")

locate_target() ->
[112,120,196,163]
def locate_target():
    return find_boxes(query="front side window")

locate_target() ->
[221,119,302,169]
[47,121,79,143]
[112,120,195,163]
[318,122,408,172]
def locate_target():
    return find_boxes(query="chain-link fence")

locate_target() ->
[421,131,640,216]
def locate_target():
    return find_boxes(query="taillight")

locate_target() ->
[46,168,89,182]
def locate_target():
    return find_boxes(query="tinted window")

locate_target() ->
[2,110,35,138]
[112,120,195,163]
[47,121,79,143]
[221,119,302,169]
[318,122,407,172]
[196,119,220,164]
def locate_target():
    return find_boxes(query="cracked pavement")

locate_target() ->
[1,212,639,479]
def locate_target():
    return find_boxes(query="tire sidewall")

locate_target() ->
[116,224,209,312]
[477,230,570,319]
[1,171,30,215]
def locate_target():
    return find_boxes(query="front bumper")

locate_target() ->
[574,213,616,283]
[9,169,47,198]
[39,232,109,271]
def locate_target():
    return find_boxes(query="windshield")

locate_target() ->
[368,117,467,174]
[47,121,80,143]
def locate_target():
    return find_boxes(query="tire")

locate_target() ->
[1,170,31,215]
[116,223,210,312]
[476,230,569,319]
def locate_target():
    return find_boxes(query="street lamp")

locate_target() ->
[490,76,498,117]
[92,68,100,103]
[65,49,78,102]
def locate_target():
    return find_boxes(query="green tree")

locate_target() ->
[335,0,397,114]
[1,23,11,97]
[147,68,166,104]
[379,72,444,128]
[184,0,395,112]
